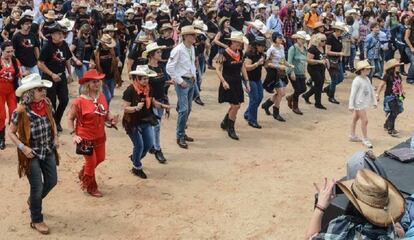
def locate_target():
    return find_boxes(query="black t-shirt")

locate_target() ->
[12,32,40,67]
[179,18,192,30]
[230,11,245,31]
[4,22,18,40]
[307,45,325,72]
[127,43,148,69]
[65,11,77,21]
[245,51,264,81]
[91,49,113,78]
[195,34,206,56]
[383,74,402,96]
[207,20,218,33]
[39,40,72,78]
[72,37,94,62]
[218,9,232,18]
[156,14,171,30]
[117,31,130,55]
[75,13,90,29]
[326,33,342,53]
[148,65,165,100]
[122,84,153,125]
[157,37,175,61]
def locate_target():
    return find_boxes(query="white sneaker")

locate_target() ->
[349,135,362,142]
[362,139,373,148]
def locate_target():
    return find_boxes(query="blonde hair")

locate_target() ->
[79,81,102,96]
[313,33,327,45]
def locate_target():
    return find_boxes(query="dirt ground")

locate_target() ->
[0,66,413,240]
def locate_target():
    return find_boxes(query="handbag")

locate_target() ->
[76,140,94,156]
[328,56,340,70]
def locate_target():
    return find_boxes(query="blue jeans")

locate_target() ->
[368,59,381,81]
[244,80,263,124]
[27,152,58,223]
[175,79,195,139]
[349,45,356,69]
[74,63,88,79]
[128,123,154,169]
[22,65,40,75]
[152,107,164,151]
[103,77,115,104]
[405,47,414,82]
[329,63,344,97]
[358,41,365,60]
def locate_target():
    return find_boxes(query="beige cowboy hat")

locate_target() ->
[130,65,158,77]
[100,34,116,48]
[133,2,142,8]
[219,17,230,27]
[353,4,360,9]
[125,8,135,14]
[384,58,403,71]
[345,9,357,17]
[207,7,217,14]
[148,1,160,7]
[44,10,57,19]
[142,42,166,58]
[134,34,150,43]
[180,25,202,35]
[79,1,88,8]
[58,18,75,31]
[16,74,52,97]
[337,169,405,226]
[117,0,126,5]
[185,7,195,13]
[388,7,398,14]
[355,60,374,72]
[331,21,348,32]
[159,23,173,32]
[94,5,104,11]
[311,3,318,7]
[193,19,208,31]
[103,24,118,32]
[225,31,249,44]
[246,19,268,35]
[257,3,266,9]
[159,4,170,13]
[292,30,311,41]
[142,20,157,30]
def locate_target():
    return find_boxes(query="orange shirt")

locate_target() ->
[304,12,320,29]
[39,2,54,13]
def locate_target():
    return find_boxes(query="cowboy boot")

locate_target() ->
[227,119,239,140]
[272,106,286,122]
[220,113,229,130]
[0,128,5,150]
[78,166,84,180]
[286,95,293,109]
[261,99,274,116]
[292,100,303,115]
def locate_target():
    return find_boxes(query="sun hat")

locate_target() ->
[16,74,53,97]
[103,24,118,32]
[388,7,398,14]
[292,30,311,41]
[384,58,403,71]
[257,3,266,9]
[130,65,158,77]
[140,0,148,4]
[134,34,150,43]
[337,169,405,226]
[44,10,57,19]
[355,60,374,72]
[219,17,230,28]
[125,8,135,14]
[226,31,249,44]
[159,5,170,13]
[79,69,105,84]
[142,20,157,30]
[21,9,35,18]
[180,25,202,35]
[311,3,318,7]
[185,7,195,13]
[58,18,75,31]
[159,23,173,32]
[252,36,266,46]
[100,34,116,48]
[246,19,268,35]
[17,15,33,28]
[331,21,348,32]
[193,19,208,31]
[47,22,68,33]
[345,9,357,17]
[142,42,166,58]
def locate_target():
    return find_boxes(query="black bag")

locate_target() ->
[263,67,278,93]
[76,140,94,156]
[328,57,340,70]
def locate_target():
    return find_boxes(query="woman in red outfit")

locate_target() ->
[67,69,118,197]
[0,41,22,150]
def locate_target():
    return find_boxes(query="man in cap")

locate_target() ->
[166,26,199,149]
[12,15,40,74]
[230,0,246,31]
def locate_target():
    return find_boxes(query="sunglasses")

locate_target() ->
[36,87,47,91]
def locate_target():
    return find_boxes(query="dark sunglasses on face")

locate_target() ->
[36,87,47,91]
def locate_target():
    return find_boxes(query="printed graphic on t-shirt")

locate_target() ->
[22,38,33,48]
[52,49,66,62]
[0,68,13,81]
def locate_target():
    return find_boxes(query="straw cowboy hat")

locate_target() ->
[148,1,160,7]
[117,0,126,5]
[331,21,348,32]
[159,23,173,32]
[142,42,166,58]
[384,58,403,71]
[11,11,21,21]
[219,17,230,27]
[100,34,116,48]
[345,9,357,17]
[388,7,398,14]
[159,5,170,13]
[79,1,88,8]
[58,18,75,31]
[355,60,374,72]
[142,21,157,30]
[337,169,405,226]
[207,7,217,14]
[225,31,249,44]
[180,25,202,35]
[292,31,311,41]
[246,19,268,35]
[79,69,105,84]
[16,74,52,97]
[125,8,135,14]
[134,34,150,43]
[257,3,266,9]
[44,10,58,19]
[130,65,158,77]
[311,3,318,7]
[103,24,118,32]
[193,19,208,31]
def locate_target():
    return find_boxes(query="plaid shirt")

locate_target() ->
[283,18,296,38]
[12,107,55,160]
[312,215,396,240]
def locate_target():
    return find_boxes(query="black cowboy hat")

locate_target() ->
[17,15,33,28]
[47,22,68,33]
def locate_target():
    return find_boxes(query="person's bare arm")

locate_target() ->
[38,60,61,82]
[123,100,144,113]
[213,32,228,49]
[34,47,40,59]
[215,59,230,90]
[405,28,414,52]
[1,29,9,41]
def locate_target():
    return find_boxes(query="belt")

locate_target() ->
[182,76,194,80]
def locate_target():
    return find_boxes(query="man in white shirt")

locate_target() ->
[166,25,200,149]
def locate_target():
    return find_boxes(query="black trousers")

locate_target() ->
[208,44,218,66]
[385,98,400,131]
[291,75,307,102]
[303,69,324,105]
[46,74,68,125]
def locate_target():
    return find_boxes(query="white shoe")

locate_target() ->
[349,135,362,142]
[362,139,373,148]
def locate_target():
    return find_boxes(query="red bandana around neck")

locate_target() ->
[30,99,47,116]
[225,47,241,62]
[132,81,151,109]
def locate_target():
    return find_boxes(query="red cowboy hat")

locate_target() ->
[79,69,105,84]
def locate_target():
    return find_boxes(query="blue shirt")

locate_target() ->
[266,15,283,34]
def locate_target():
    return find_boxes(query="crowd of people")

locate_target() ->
[0,0,414,236]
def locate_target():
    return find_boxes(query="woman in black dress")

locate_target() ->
[216,31,249,140]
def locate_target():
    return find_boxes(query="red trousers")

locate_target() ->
[79,142,106,192]
[0,84,17,130]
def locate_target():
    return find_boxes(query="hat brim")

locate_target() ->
[79,73,105,84]
[225,36,249,45]
[16,80,53,97]
[101,39,116,48]
[337,180,405,226]
[129,70,158,77]
[180,29,202,35]
[159,25,173,32]
[45,14,58,19]
[384,62,404,71]
[142,46,166,58]
[355,65,374,72]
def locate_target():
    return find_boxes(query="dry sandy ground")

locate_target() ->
[1,66,413,240]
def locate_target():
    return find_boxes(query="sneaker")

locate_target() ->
[362,139,373,148]
[131,168,147,179]
[349,135,362,142]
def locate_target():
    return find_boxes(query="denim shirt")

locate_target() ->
[364,33,381,60]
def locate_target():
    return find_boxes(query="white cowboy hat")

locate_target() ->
[225,31,249,44]
[142,21,157,30]
[58,18,75,31]
[148,1,160,7]
[142,42,166,58]
[103,24,118,32]
[100,34,116,48]
[345,9,357,17]
[130,65,158,77]
[16,74,52,97]
[125,8,135,14]
[193,19,208,31]
[180,25,202,35]
[246,19,268,35]
[355,60,374,72]
[79,1,88,8]
[133,2,142,8]
[22,9,35,18]
[185,7,195,13]
[388,7,398,14]
[331,21,348,32]
[292,30,311,41]
[140,0,148,4]
[256,3,266,9]
[159,5,170,13]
